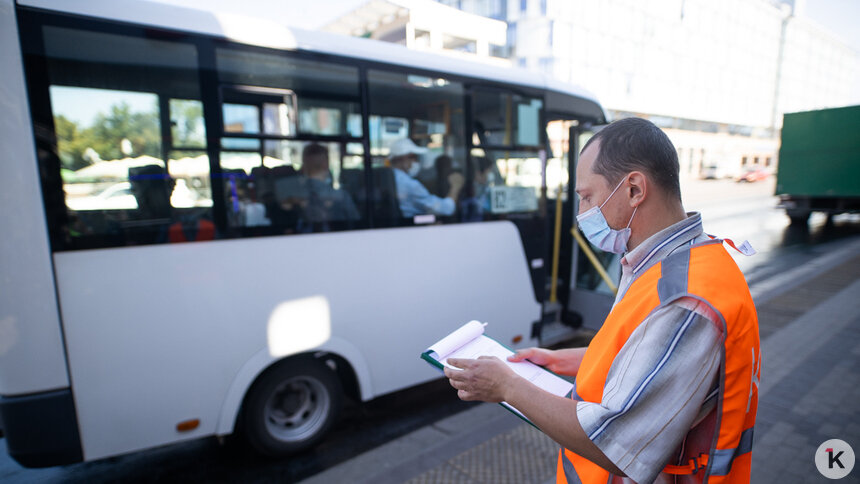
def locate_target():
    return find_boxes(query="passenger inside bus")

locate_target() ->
[427,154,457,199]
[128,164,216,243]
[297,143,360,231]
[389,138,464,218]
[460,156,494,222]
[271,143,360,232]
[128,165,173,221]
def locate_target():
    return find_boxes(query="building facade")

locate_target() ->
[323,0,510,67]
[437,0,860,180]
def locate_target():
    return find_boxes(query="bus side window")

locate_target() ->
[38,26,213,249]
[469,91,544,219]
[215,49,366,235]
[367,71,467,226]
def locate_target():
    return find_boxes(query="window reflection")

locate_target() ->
[219,142,364,234]
[170,99,206,149]
[43,25,213,247]
[217,49,361,137]
[223,104,260,133]
[473,90,542,147]
[367,69,466,225]
[545,119,576,201]
[466,149,541,217]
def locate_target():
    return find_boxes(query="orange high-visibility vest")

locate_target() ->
[558,241,760,484]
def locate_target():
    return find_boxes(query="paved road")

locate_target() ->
[683,177,860,282]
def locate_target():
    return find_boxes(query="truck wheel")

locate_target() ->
[787,209,810,226]
[240,358,342,456]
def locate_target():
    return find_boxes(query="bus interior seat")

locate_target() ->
[271,165,300,200]
[250,166,273,201]
[371,167,402,226]
[270,165,297,179]
[340,167,403,226]
[340,168,366,214]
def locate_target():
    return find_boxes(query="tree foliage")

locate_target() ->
[56,102,161,170]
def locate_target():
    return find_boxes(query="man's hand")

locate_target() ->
[508,347,557,366]
[508,347,587,377]
[447,172,465,200]
[444,356,517,403]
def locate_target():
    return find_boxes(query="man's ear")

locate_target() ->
[626,171,647,207]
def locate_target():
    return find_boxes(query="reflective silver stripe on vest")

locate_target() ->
[709,427,754,476]
[654,242,756,478]
[560,449,585,484]
[657,248,690,303]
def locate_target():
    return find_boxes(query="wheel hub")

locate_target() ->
[263,375,330,443]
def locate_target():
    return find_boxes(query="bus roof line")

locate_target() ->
[18,0,606,122]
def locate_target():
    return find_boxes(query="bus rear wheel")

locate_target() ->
[241,358,342,456]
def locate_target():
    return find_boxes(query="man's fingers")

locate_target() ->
[508,349,533,362]
[446,358,472,369]
[457,389,475,401]
[447,376,461,390]
[443,366,462,380]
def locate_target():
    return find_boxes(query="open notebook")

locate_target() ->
[421,320,573,428]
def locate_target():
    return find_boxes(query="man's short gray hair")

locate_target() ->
[582,117,681,200]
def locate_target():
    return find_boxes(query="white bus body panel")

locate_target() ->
[54,222,539,460]
[0,0,70,396]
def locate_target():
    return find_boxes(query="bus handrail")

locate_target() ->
[549,183,564,303]
[570,227,618,296]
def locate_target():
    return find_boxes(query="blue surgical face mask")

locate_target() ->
[576,178,637,254]
[407,160,421,177]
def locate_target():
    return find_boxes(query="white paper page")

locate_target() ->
[443,334,573,422]
[445,336,571,395]
[424,322,573,426]
[426,320,486,361]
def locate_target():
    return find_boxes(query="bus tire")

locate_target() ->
[240,358,342,456]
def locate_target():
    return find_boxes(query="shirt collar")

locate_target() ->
[621,212,704,276]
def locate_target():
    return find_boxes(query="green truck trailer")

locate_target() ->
[776,105,860,224]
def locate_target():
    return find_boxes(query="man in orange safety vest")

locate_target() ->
[445,117,759,483]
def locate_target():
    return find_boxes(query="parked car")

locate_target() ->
[700,164,719,179]
[736,165,770,183]
[66,182,138,211]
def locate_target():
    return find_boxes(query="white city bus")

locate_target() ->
[0,0,611,467]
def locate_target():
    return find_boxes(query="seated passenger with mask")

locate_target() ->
[389,138,464,218]
[297,143,360,231]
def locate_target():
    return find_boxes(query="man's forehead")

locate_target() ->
[577,140,599,175]
[580,138,600,160]
[576,140,609,193]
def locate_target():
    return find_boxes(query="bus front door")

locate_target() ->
[540,119,617,346]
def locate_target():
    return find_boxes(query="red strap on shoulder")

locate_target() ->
[663,454,709,475]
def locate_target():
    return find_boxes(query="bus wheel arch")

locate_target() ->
[237,352,349,456]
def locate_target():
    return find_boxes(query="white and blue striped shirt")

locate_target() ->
[576,213,723,484]
[392,168,456,218]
